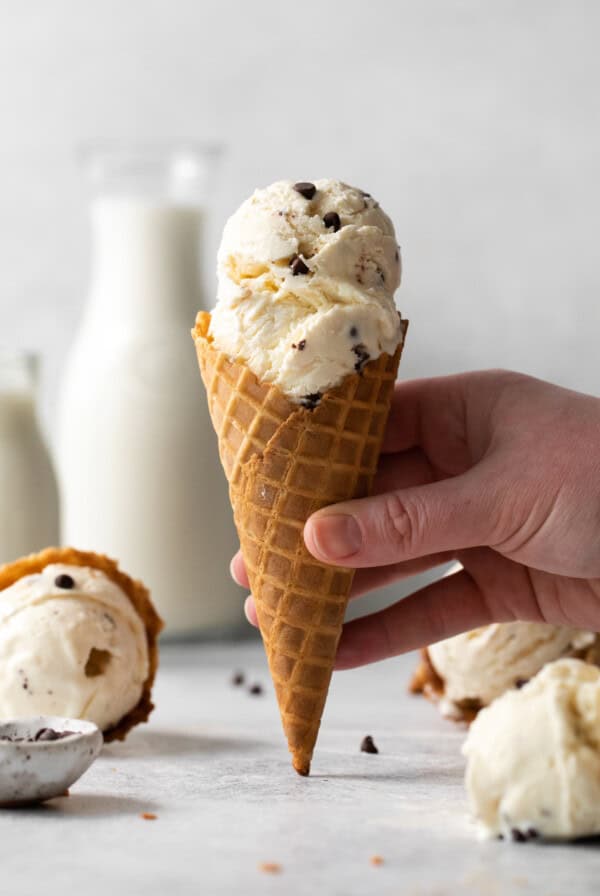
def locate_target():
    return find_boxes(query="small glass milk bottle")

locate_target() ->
[0,351,60,564]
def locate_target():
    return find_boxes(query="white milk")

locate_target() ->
[57,197,241,637]
[0,355,60,564]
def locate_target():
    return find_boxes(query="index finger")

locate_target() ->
[381,374,468,455]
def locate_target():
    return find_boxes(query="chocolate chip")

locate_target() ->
[289,254,310,276]
[360,735,379,754]
[231,671,245,687]
[349,326,358,339]
[293,181,316,200]
[301,392,322,410]
[514,678,529,689]
[34,728,78,742]
[297,339,306,351]
[55,573,75,589]
[248,683,263,696]
[361,190,371,198]
[395,248,400,262]
[0,728,78,743]
[352,343,370,373]
[510,828,539,843]
[323,211,341,232]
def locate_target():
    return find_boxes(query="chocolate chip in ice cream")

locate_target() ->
[55,573,75,589]
[293,181,316,200]
[301,392,322,410]
[514,678,529,690]
[323,211,341,232]
[360,735,379,754]
[289,255,310,276]
[349,326,359,339]
[510,827,539,843]
[352,343,370,373]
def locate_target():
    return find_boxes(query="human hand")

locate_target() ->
[232,371,600,668]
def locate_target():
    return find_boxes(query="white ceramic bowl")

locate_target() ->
[0,716,103,807]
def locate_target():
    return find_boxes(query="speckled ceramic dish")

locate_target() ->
[0,716,103,807]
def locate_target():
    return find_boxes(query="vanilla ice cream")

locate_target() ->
[210,179,403,403]
[0,564,149,731]
[463,659,600,840]
[428,621,595,716]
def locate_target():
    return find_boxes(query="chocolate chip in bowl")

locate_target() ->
[0,715,103,808]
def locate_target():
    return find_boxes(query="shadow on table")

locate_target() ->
[8,793,159,819]
[102,728,267,759]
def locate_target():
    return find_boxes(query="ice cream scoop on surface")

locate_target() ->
[210,179,403,403]
[0,547,162,739]
[423,621,596,719]
[410,564,597,721]
[463,658,600,841]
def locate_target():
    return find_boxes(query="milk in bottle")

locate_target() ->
[0,352,59,563]
[57,148,241,637]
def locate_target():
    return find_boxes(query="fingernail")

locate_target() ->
[309,514,362,560]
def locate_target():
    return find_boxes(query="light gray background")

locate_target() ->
[2,0,599,409]
[0,1,598,615]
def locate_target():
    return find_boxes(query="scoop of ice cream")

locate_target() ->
[0,564,149,731]
[428,620,595,714]
[210,179,403,403]
[463,659,600,840]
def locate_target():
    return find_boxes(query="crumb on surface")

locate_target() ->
[258,862,281,874]
[141,812,157,820]
[370,855,384,866]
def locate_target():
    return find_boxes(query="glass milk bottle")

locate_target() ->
[57,146,242,638]
[0,351,59,563]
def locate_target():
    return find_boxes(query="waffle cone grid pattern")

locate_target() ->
[194,312,406,774]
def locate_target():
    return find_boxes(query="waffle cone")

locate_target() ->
[0,546,163,741]
[193,312,407,774]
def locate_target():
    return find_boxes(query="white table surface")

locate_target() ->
[2,641,599,896]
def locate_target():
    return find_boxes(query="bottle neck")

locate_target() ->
[0,389,38,435]
[86,197,204,326]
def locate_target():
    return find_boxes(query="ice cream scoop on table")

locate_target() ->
[410,563,598,721]
[193,179,407,774]
[0,547,162,740]
[464,658,600,841]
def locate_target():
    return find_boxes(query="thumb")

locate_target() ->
[304,471,495,568]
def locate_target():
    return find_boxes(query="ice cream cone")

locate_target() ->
[193,311,407,774]
[0,546,163,740]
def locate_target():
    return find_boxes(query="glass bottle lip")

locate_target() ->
[78,141,224,205]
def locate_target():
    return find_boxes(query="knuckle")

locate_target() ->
[379,492,423,556]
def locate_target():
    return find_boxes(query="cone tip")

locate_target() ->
[293,759,311,777]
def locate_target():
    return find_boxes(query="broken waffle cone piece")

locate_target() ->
[0,546,163,741]
[193,311,407,774]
